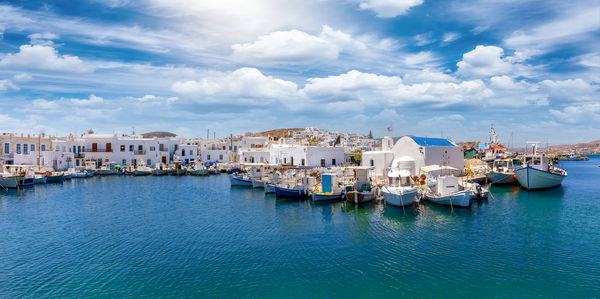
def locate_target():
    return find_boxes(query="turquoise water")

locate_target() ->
[1,158,599,298]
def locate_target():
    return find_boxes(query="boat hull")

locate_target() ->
[189,169,208,176]
[381,186,418,207]
[275,186,307,199]
[345,191,375,204]
[0,176,19,189]
[134,170,152,176]
[252,179,264,188]
[97,170,117,175]
[264,182,276,194]
[169,169,187,176]
[46,175,64,183]
[19,177,35,188]
[152,169,168,176]
[230,175,253,187]
[34,176,47,184]
[311,192,344,202]
[514,166,566,190]
[424,190,474,208]
[485,171,515,184]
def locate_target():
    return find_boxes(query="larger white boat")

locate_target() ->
[515,143,567,190]
[0,173,20,189]
[485,158,516,184]
[380,156,419,207]
[420,165,475,208]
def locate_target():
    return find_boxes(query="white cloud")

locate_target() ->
[0,79,18,91]
[504,6,600,53]
[171,67,299,101]
[540,79,597,102]
[414,32,435,46]
[231,26,365,63]
[69,94,104,106]
[550,102,600,125]
[0,44,92,73]
[12,73,33,81]
[357,0,424,18]
[579,52,600,68]
[28,32,59,45]
[442,32,460,43]
[456,45,517,77]
[403,68,458,84]
[402,51,441,67]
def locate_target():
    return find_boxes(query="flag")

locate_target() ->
[333,135,341,147]
[387,124,392,132]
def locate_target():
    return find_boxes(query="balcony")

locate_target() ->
[84,149,113,153]
[134,150,146,155]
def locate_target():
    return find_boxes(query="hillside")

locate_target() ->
[254,128,304,138]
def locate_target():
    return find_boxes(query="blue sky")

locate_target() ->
[0,0,598,145]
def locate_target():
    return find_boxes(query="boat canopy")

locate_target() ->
[420,165,460,173]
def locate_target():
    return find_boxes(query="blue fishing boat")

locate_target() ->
[274,186,307,199]
[230,174,253,187]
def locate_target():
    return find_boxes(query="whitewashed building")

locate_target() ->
[361,136,395,178]
[391,136,464,174]
[269,145,344,167]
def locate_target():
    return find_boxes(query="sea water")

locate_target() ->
[1,158,599,298]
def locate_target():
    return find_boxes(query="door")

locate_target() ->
[92,143,97,152]
[106,143,112,152]
[162,156,167,163]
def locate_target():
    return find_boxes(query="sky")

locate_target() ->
[0,0,598,145]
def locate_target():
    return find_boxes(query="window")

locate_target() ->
[121,145,125,152]
[73,146,76,153]
[41,144,46,151]
[76,160,80,166]
[219,154,223,160]
[321,159,325,167]
[150,146,155,151]
[182,149,186,156]
[23,144,28,155]
[190,150,194,156]
[122,159,127,165]
[31,144,35,152]
[129,145,134,151]
[77,146,81,153]
[207,154,211,160]
[174,144,178,151]
[290,157,294,165]
[370,159,374,167]
[4,143,9,154]
[301,159,305,166]
[284,157,287,164]
[332,158,336,166]
[147,159,151,166]
[138,145,143,151]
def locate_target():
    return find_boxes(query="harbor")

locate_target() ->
[1,157,599,297]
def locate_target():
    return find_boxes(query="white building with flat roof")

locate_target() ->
[269,145,344,167]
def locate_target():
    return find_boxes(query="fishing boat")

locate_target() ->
[152,163,169,176]
[311,173,344,202]
[264,182,276,194]
[419,165,475,208]
[18,177,35,188]
[485,158,516,184]
[345,167,376,204]
[252,179,265,188]
[230,173,253,187]
[275,176,315,199]
[96,162,117,175]
[46,173,65,182]
[169,161,187,176]
[189,163,209,176]
[33,174,47,184]
[69,168,88,178]
[380,156,419,207]
[133,161,153,176]
[515,143,567,190]
[0,173,20,189]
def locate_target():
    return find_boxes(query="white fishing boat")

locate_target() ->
[0,173,20,189]
[485,158,516,184]
[515,143,567,190]
[189,163,209,176]
[380,156,419,207]
[96,162,117,175]
[419,165,475,208]
[152,163,169,176]
[264,182,276,194]
[169,161,187,175]
[133,161,153,176]
[311,173,344,202]
[252,179,265,188]
[33,174,47,184]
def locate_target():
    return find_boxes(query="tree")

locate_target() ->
[368,130,373,139]
[353,150,362,164]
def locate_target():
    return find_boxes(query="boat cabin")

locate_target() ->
[492,158,514,173]
[523,155,550,171]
